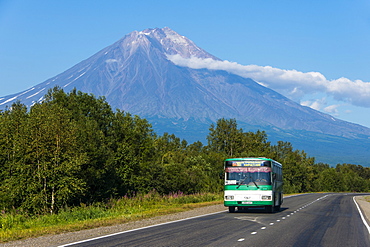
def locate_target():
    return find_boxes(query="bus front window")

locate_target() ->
[225,167,271,185]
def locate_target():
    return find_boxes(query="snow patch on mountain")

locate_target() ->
[0,96,17,106]
[26,87,47,99]
[1,27,369,140]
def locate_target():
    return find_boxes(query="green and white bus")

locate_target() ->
[224,157,283,213]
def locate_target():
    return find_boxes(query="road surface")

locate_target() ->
[62,193,370,247]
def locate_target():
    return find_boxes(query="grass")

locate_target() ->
[0,192,335,243]
[0,191,223,243]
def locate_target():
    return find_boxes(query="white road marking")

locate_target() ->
[353,196,370,235]
[233,194,333,244]
[58,210,227,247]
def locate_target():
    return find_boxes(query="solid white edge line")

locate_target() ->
[58,210,227,247]
[353,196,370,235]
[58,194,316,246]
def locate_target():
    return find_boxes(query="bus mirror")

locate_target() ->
[272,173,276,179]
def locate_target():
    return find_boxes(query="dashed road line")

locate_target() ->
[237,195,331,243]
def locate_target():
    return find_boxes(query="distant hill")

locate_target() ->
[1,27,369,165]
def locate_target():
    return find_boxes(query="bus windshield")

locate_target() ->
[225,167,271,186]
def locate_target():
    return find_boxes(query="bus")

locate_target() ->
[223,157,283,213]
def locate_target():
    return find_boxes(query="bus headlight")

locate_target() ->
[225,195,234,200]
[261,195,271,200]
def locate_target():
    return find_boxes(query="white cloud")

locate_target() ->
[167,54,370,108]
[301,98,326,111]
[323,104,340,115]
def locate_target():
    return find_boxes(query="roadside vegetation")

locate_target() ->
[1,87,369,242]
[0,191,222,242]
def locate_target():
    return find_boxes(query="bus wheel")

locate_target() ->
[229,206,236,213]
[266,205,275,213]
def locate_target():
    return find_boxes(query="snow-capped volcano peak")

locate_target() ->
[1,26,369,165]
[1,26,370,142]
[161,27,190,45]
[133,27,220,60]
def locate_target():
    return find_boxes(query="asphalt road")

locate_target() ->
[63,193,370,247]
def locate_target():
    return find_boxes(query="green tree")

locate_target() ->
[43,87,116,202]
[239,130,271,157]
[336,164,368,192]
[316,168,343,192]
[0,103,29,210]
[108,110,157,195]
[26,102,86,214]
[271,141,314,193]
[0,101,87,214]
[207,118,243,156]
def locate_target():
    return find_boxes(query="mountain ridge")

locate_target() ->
[1,27,369,164]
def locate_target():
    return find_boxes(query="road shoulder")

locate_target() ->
[355,196,370,227]
[1,204,226,247]
[2,195,370,247]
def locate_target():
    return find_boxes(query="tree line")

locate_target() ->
[0,87,369,215]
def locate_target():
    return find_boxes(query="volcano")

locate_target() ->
[1,27,369,165]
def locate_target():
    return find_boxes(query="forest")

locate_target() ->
[1,87,369,215]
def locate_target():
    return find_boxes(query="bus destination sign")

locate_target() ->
[230,160,265,167]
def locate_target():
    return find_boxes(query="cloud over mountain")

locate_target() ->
[167,54,370,108]
[1,27,370,165]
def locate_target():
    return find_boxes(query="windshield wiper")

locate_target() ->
[236,176,260,189]
[251,177,260,189]
[236,177,249,189]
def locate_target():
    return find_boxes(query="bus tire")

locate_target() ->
[266,205,275,213]
[229,206,236,213]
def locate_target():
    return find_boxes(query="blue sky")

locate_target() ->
[1,0,370,127]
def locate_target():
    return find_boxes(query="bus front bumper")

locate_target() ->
[224,200,273,207]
